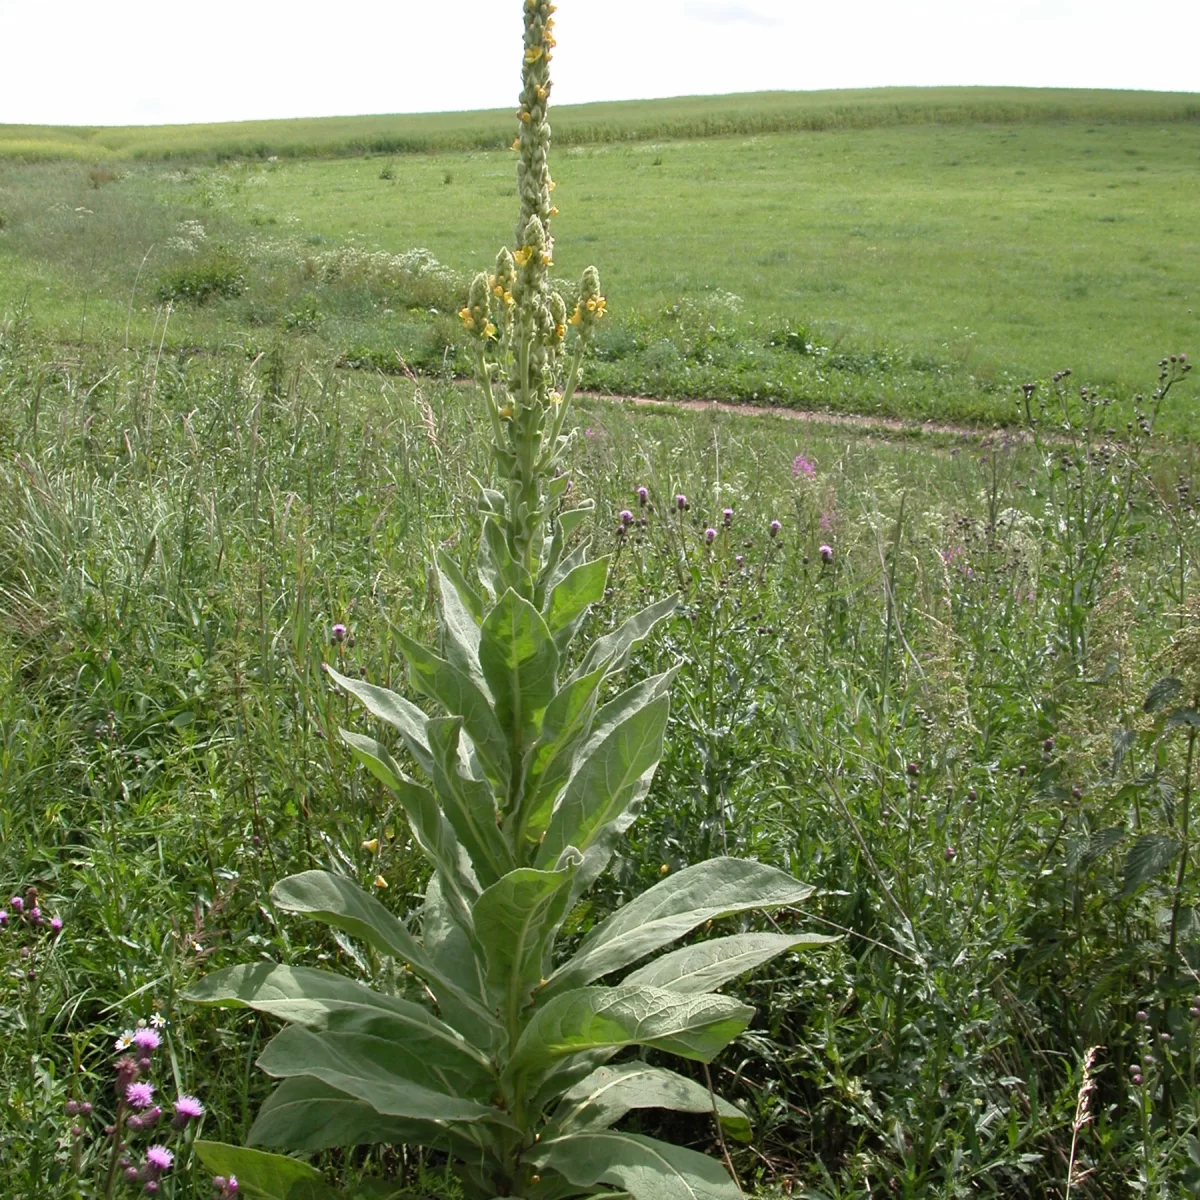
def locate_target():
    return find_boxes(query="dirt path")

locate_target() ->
[578,390,1010,440]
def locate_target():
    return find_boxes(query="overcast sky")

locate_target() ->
[1,0,1196,127]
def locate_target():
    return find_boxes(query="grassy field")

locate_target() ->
[2,87,1197,163]
[1,324,1198,1197]
[0,92,1197,431]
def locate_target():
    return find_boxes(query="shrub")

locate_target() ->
[157,249,248,305]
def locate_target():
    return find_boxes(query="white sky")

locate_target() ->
[1,0,1197,127]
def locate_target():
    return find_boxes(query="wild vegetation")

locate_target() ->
[2,13,1200,1200]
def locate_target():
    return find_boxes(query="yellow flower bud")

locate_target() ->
[512,247,532,267]
[361,838,379,852]
[524,45,544,63]
[373,875,388,889]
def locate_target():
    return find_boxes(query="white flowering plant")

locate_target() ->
[188,5,829,1198]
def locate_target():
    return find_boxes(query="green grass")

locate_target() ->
[3,108,1197,431]
[1,325,1198,1196]
[2,87,1197,163]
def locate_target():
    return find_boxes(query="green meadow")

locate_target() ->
[3,86,1200,1199]
[1,89,1197,430]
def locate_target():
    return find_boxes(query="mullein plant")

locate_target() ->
[188,5,828,1198]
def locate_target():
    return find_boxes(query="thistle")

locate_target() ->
[187,6,828,1199]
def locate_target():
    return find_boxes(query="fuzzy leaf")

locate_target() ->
[507,985,753,1088]
[536,695,669,874]
[623,931,835,994]
[1166,708,1200,730]
[438,548,486,623]
[398,631,511,786]
[516,667,606,843]
[192,1142,335,1200]
[547,858,814,997]
[549,1063,749,1141]
[533,1129,741,1200]
[438,566,486,686]
[427,717,515,886]
[474,865,577,1030]
[573,594,678,681]
[339,730,480,913]
[1123,833,1179,894]
[544,557,610,652]
[480,589,560,747]
[256,1024,496,1121]
[249,1078,465,1154]
[423,875,496,1051]
[325,666,433,777]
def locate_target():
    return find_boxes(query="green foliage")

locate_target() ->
[157,248,248,305]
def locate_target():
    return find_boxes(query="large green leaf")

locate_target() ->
[424,874,497,1052]
[186,963,430,1029]
[474,865,577,1033]
[339,730,480,916]
[547,858,814,997]
[480,588,560,748]
[268,871,492,1028]
[623,931,835,995]
[249,1077,470,1155]
[398,631,511,786]
[427,717,515,886]
[438,548,486,624]
[256,1024,497,1122]
[573,594,678,681]
[544,556,610,652]
[438,565,486,686]
[506,985,753,1089]
[533,1129,741,1200]
[548,1063,748,1140]
[186,963,492,1078]
[324,666,433,778]
[535,695,669,874]
[515,667,606,845]
[193,1142,335,1200]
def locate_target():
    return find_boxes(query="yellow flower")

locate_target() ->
[544,34,557,48]
[536,86,547,102]
[555,323,566,340]
[568,306,582,326]
[498,403,514,419]
[549,206,559,216]
[511,137,521,151]
[541,251,553,266]
[550,390,563,405]
[373,875,388,889]
[585,298,597,312]
[512,247,532,267]
[548,179,557,191]
[485,322,497,339]
[520,110,531,123]
[493,283,504,297]
[660,864,670,875]
[361,838,379,852]
[524,45,544,63]
[458,307,475,330]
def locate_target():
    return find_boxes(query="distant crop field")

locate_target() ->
[0,89,1197,430]
[1,87,1198,162]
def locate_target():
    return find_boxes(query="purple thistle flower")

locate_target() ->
[792,454,816,479]
[28,907,42,925]
[330,623,347,644]
[636,486,648,506]
[0,911,7,928]
[11,896,23,913]
[675,494,688,510]
[145,1145,174,1174]
[126,1081,155,1110]
[769,520,781,538]
[50,915,63,934]
[173,1095,204,1127]
[735,555,744,568]
[133,1028,161,1053]
[819,544,834,563]
[619,509,634,526]
[704,528,717,545]
[722,508,733,528]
